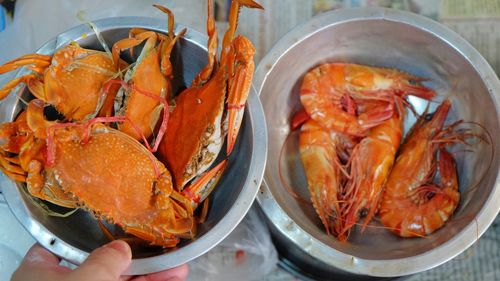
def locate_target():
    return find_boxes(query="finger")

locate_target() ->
[23,244,61,266]
[129,264,189,281]
[11,244,71,281]
[73,240,132,281]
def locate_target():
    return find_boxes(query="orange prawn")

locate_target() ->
[299,120,355,236]
[379,100,461,237]
[337,104,404,240]
[300,63,435,136]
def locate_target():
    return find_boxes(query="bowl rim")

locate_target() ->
[0,16,268,275]
[254,7,500,277]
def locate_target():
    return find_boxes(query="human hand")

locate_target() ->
[11,240,189,281]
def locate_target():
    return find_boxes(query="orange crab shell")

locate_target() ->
[47,124,193,246]
[34,44,124,120]
[116,36,169,141]
[158,68,227,190]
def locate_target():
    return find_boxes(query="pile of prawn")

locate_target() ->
[292,63,480,240]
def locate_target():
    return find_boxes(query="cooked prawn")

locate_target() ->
[337,105,404,240]
[299,120,353,236]
[379,100,461,237]
[300,63,435,136]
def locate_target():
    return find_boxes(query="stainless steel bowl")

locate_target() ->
[255,8,500,279]
[0,17,267,275]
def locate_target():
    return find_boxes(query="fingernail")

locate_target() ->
[106,240,131,257]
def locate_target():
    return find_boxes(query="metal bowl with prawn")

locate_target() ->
[0,16,267,274]
[255,7,500,280]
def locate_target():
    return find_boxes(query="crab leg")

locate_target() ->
[0,75,37,99]
[127,28,150,58]
[226,36,256,154]
[220,0,263,64]
[2,54,51,64]
[129,28,163,40]
[159,28,187,79]
[124,228,179,248]
[128,5,174,60]
[127,6,185,85]
[124,174,192,245]
[3,156,20,164]
[221,0,262,154]
[0,54,51,74]
[191,0,218,87]
[0,54,52,100]
[0,54,51,100]
[0,56,51,99]
[182,159,228,208]
[153,4,175,40]
[112,31,158,67]
[128,28,168,73]
[153,176,193,234]
[25,158,77,208]
[0,170,26,182]
[127,28,170,59]
[0,155,26,181]
[26,161,47,199]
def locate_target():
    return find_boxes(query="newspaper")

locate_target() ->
[226,0,500,75]
[440,0,500,19]
[439,0,500,75]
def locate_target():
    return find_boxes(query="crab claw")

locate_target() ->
[226,36,256,155]
[26,99,56,134]
[221,0,263,64]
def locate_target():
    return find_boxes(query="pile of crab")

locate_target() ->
[0,0,263,247]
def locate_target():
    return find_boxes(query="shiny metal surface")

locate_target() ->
[0,17,267,275]
[0,199,35,280]
[270,220,405,281]
[255,8,500,278]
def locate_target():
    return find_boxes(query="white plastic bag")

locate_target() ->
[187,205,279,281]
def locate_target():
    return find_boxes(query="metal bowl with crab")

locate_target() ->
[0,3,267,275]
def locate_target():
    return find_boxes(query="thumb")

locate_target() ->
[73,240,132,281]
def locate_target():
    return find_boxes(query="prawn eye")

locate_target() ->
[426,192,435,200]
[424,113,434,121]
[360,208,369,218]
